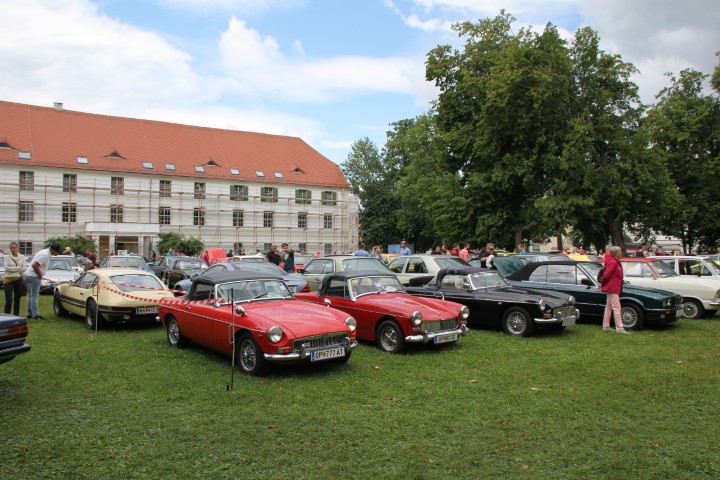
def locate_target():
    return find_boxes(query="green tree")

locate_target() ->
[426,12,573,247]
[157,232,204,257]
[340,138,401,248]
[643,68,720,252]
[45,235,96,256]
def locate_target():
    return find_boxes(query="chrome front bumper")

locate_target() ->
[264,340,358,361]
[405,324,470,343]
[534,308,580,324]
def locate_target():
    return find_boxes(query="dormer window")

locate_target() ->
[195,166,205,173]
[206,159,218,166]
[77,156,89,165]
[18,151,31,160]
[274,172,283,179]
[255,171,265,177]
[230,168,240,175]
[143,162,153,169]
[106,151,125,159]
[165,163,176,171]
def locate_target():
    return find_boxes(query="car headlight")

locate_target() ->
[459,305,470,320]
[267,325,283,343]
[538,299,546,311]
[411,311,422,326]
[345,316,357,331]
[663,298,673,307]
[568,296,575,305]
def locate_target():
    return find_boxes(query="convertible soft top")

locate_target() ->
[436,266,493,285]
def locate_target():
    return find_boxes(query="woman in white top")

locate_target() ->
[3,242,27,316]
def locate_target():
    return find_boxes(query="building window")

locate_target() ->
[159,207,171,225]
[194,182,205,199]
[298,212,307,229]
[159,180,171,197]
[110,205,124,223]
[299,243,307,253]
[62,203,77,223]
[63,174,77,193]
[194,208,205,226]
[18,201,34,222]
[324,214,333,229]
[324,243,333,255]
[19,241,32,255]
[263,212,274,228]
[263,242,273,251]
[230,185,248,201]
[261,186,278,203]
[19,171,34,191]
[111,177,124,195]
[295,189,312,204]
[321,191,337,206]
[232,209,244,227]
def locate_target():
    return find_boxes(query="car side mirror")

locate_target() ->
[323,298,332,307]
[235,306,246,316]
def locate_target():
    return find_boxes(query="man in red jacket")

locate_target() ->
[600,246,630,334]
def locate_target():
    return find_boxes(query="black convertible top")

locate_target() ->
[505,260,581,282]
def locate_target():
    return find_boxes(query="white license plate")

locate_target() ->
[434,332,458,344]
[310,347,345,362]
[561,316,576,326]
[136,306,158,315]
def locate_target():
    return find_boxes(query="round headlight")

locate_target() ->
[538,299,546,311]
[267,325,283,343]
[568,296,575,305]
[345,316,357,331]
[460,305,470,320]
[411,311,422,326]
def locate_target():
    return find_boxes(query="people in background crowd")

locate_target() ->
[353,243,370,257]
[479,243,495,267]
[517,244,527,255]
[281,243,295,272]
[372,246,385,262]
[459,243,471,262]
[3,242,27,316]
[265,244,281,265]
[399,241,411,256]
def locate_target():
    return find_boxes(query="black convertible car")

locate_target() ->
[405,267,579,336]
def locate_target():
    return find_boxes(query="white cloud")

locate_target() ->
[157,0,305,14]
[217,17,434,104]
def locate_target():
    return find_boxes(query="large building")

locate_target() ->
[0,100,357,258]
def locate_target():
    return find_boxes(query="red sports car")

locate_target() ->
[295,271,470,353]
[158,270,358,376]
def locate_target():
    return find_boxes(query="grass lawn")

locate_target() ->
[2,295,720,479]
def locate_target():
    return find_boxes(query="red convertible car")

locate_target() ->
[158,270,358,376]
[295,271,470,353]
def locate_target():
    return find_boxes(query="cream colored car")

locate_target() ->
[619,258,720,319]
[53,268,175,329]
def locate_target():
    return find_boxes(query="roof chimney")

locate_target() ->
[53,102,63,110]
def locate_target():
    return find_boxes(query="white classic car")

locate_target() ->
[619,258,720,319]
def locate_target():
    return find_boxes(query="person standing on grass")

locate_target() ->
[600,245,629,334]
[24,243,61,320]
[3,242,27,316]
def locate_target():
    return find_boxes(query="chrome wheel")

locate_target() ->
[619,303,644,330]
[680,300,703,320]
[237,334,268,376]
[501,307,534,336]
[166,316,186,348]
[377,320,405,353]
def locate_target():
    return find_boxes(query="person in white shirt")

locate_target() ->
[24,243,60,319]
[3,242,27,316]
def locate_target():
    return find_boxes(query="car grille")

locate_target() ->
[293,333,347,352]
[422,318,458,333]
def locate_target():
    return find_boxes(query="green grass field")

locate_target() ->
[2,295,719,479]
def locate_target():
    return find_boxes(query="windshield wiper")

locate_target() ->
[250,292,268,300]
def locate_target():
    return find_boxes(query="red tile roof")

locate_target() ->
[0,100,348,188]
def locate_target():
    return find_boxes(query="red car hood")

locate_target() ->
[242,300,350,338]
[296,292,461,320]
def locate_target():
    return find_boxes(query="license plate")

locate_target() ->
[561,316,576,326]
[310,347,345,362]
[434,332,458,344]
[136,306,158,315]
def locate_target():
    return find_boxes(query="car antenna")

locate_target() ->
[227,289,236,392]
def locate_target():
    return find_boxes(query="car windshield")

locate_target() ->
[109,257,148,268]
[110,274,164,292]
[229,262,286,276]
[341,258,390,272]
[216,279,292,302]
[648,261,679,277]
[49,258,76,271]
[435,257,471,268]
[294,255,314,265]
[468,271,510,289]
[175,261,206,270]
[349,276,405,297]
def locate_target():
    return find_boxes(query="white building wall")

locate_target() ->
[0,165,351,257]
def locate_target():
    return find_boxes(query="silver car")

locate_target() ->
[387,255,470,286]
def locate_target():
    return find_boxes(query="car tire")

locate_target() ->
[376,320,405,354]
[236,333,269,376]
[501,307,535,336]
[84,299,106,330]
[680,299,704,320]
[619,302,645,330]
[166,315,187,348]
[53,293,68,317]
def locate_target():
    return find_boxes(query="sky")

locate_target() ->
[1,0,718,164]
